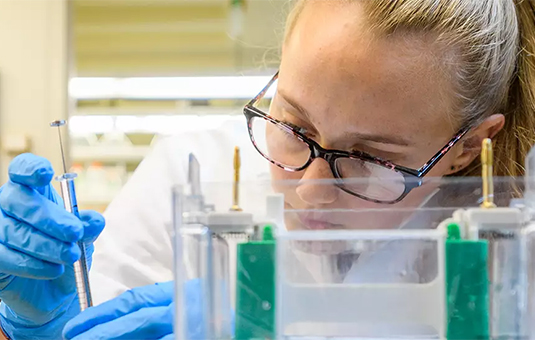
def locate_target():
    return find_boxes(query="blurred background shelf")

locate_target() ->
[0,0,284,211]
[72,0,284,76]
[67,0,284,212]
[72,145,151,162]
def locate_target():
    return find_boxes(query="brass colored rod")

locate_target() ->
[230,146,243,211]
[480,138,496,209]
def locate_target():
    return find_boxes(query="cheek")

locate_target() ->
[270,164,302,196]
[270,164,302,182]
[426,152,457,177]
[397,181,441,208]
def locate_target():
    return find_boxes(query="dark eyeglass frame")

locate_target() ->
[243,71,470,204]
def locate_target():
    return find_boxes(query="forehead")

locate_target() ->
[280,1,457,141]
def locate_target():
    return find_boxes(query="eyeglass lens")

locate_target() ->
[249,115,406,201]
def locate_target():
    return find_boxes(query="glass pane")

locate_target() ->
[335,157,405,201]
[250,116,310,169]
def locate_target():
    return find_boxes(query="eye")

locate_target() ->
[350,148,373,159]
[350,148,393,164]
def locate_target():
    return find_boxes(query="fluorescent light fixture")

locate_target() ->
[69,76,276,100]
[69,114,245,135]
[69,116,116,135]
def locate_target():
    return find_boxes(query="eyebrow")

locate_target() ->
[277,91,312,120]
[348,132,411,147]
[277,91,412,147]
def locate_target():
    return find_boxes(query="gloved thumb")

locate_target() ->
[8,153,55,189]
[63,281,174,339]
[79,210,106,244]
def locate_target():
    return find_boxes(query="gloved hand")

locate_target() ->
[0,153,105,340]
[63,280,204,340]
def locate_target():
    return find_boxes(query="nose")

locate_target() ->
[295,158,339,206]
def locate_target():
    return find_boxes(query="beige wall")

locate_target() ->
[0,0,70,182]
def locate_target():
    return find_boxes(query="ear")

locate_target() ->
[447,114,505,174]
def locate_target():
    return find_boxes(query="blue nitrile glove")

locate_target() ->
[63,280,204,340]
[0,153,105,340]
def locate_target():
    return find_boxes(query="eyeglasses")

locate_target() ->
[243,72,470,204]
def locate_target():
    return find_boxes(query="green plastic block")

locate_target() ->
[235,226,276,340]
[446,223,489,340]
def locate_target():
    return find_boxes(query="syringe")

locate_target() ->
[50,120,93,312]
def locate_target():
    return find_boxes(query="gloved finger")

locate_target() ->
[37,181,63,204]
[183,280,204,340]
[8,153,54,189]
[63,281,174,338]
[67,306,173,340]
[0,213,80,265]
[84,244,95,270]
[159,334,174,340]
[0,181,83,243]
[79,210,105,244]
[6,153,62,202]
[0,242,64,279]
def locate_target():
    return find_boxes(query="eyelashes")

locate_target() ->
[281,120,309,135]
[280,119,372,156]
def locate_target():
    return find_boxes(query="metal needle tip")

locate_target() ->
[50,119,68,174]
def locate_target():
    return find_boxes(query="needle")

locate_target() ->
[50,120,67,173]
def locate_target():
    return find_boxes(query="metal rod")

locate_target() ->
[481,138,496,209]
[230,146,242,211]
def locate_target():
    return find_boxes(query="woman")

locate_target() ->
[2,0,535,339]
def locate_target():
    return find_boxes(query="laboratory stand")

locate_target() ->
[173,142,535,340]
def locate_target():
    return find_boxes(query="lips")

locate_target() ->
[300,218,338,230]
[295,211,344,230]
[284,206,356,254]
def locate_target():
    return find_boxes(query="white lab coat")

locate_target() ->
[90,117,270,305]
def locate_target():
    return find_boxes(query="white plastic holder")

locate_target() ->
[275,228,447,339]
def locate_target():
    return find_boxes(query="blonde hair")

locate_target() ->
[285,0,535,177]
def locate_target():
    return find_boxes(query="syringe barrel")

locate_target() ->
[57,173,80,217]
[56,173,93,311]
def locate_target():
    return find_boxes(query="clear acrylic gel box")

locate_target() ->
[173,176,535,340]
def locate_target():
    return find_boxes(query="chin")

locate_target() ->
[283,209,355,255]
[290,239,356,256]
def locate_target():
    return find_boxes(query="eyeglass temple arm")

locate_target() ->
[247,71,279,107]
[417,127,471,177]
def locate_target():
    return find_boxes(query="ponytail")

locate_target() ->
[284,0,535,179]
[493,0,535,177]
